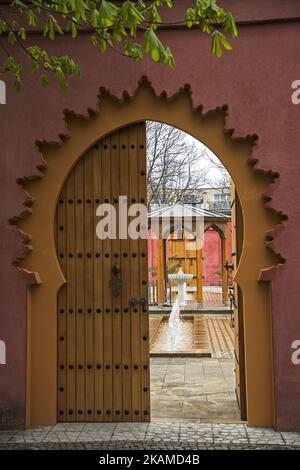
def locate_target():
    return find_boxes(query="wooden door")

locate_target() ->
[55,123,150,422]
[231,187,247,420]
[168,233,197,285]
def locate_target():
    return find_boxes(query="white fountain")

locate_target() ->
[168,267,193,307]
[166,267,193,350]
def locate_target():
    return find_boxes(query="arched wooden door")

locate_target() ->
[231,187,247,421]
[55,123,150,422]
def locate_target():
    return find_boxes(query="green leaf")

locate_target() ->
[211,31,222,58]
[144,28,159,53]
[8,31,17,44]
[146,3,162,29]
[27,11,37,28]
[0,20,7,35]
[90,34,98,46]
[124,40,143,62]
[211,31,232,58]
[31,60,39,72]
[90,9,100,28]
[100,38,107,52]
[185,8,196,28]
[219,33,232,51]
[113,22,127,43]
[14,75,23,92]
[99,0,119,28]
[71,21,78,39]
[49,22,55,40]
[121,0,143,35]
[165,47,175,68]
[151,49,159,63]
[18,27,26,40]
[40,74,49,87]
[223,13,238,38]
[1,0,237,91]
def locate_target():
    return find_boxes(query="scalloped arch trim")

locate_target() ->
[16,77,281,428]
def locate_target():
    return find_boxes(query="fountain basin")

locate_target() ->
[168,273,193,282]
[150,314,211,357]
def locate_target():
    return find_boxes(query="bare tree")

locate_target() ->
[146,121,209,207]
[202,147,231,191]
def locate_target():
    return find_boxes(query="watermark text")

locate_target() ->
[0,80,6,104]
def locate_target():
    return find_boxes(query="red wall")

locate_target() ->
[1,0,300,430]
[204,229,222,286]
[148,223,233,286]
[203,223,233,286]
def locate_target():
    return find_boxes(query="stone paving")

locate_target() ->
[1,423,300,449]
[205,315,234,359]
[1,357,300,449]
[151,357,240,422]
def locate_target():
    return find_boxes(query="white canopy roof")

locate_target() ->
[148,202,229,220]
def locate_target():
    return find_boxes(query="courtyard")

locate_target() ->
[2,313,298,450]
[150,312,238,422]
[151,357,239,423]
[1,315,300,450]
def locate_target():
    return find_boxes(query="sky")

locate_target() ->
[147,121,230,189]
[185,132,230,187]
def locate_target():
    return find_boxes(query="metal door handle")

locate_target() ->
[130,297,138,307]
[109,265,122,297]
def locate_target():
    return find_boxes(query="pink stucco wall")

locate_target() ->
[148,223,233,286]
[1,0,300,430]
[204,229,222,286]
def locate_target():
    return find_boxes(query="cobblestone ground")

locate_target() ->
[1,423,300,450]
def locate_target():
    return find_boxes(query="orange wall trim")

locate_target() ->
[19,81,278,428]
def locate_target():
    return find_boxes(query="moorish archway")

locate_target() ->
[18,79,280,428]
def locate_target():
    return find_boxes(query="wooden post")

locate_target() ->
[222,236,229,304]
[196,243,203,306]
[157,238,164,304]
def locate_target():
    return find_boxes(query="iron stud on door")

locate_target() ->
[56,123,149,422]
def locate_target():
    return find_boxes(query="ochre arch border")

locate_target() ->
[19,79,280,428]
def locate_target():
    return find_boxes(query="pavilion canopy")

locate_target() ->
[148,202,230,221]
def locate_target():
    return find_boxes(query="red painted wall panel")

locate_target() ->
[204,229,222,286]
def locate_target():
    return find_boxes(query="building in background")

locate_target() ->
[148,187,232,289]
